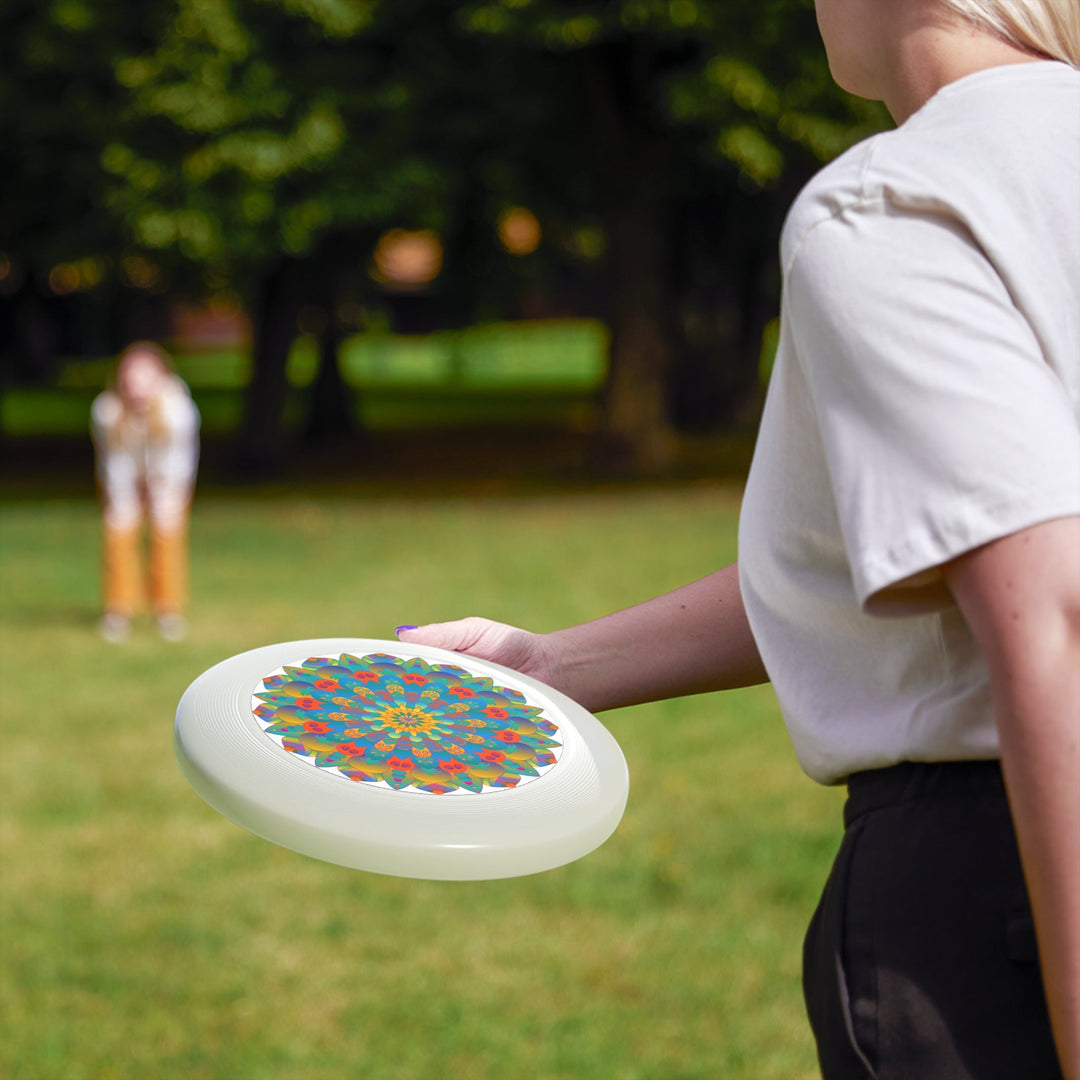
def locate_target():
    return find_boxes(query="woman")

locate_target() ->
[91,342,200,642]
[397,1,1079,1076]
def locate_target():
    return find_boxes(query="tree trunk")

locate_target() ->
[302,303,355,447]
[668,187,779,432]
[302,230,376,448]
[585,42,677,475]
[3,279,60,384]
[602,188,675,471]
[231,257,304,480]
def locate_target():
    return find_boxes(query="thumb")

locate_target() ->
[395,619,483,653]
[395,618,548,683]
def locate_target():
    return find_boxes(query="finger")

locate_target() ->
[395,619,482,652]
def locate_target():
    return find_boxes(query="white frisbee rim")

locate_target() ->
[174,638,629,880]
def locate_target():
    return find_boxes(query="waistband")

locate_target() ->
[844,759,1005,829]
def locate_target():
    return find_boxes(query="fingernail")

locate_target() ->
[395,625,418,636]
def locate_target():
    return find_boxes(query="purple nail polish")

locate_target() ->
[395,625,418,635]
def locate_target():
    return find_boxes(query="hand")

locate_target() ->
[396,618,562,687]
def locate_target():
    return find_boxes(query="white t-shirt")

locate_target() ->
[739,61,1080,785]
[91,375,200,531]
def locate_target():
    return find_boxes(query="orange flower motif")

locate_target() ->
[336,742,364,757]
[387,756,415,771]
[448,686,474,699]
[439,759,467,774]
[403,674,428,685]
[495,729,519,744]
[351,670,379,683]
[479,749,506,764]
[315,679,341,692]
[303,720,330,733]
[295,696,321,711]
[484,707,509,720]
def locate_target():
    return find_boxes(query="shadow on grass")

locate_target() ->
[1,426,758,503]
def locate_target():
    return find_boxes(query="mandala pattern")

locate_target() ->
[252,653,563,795]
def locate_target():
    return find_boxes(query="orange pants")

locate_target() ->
[102,516,188,618]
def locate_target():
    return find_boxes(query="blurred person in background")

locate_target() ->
[398,0,1080,1077]
[91,342,200,643]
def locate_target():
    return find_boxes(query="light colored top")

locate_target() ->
[91,375,200,530]
[739,61,1080,785]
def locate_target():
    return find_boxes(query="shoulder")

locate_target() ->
[143,376,200,442]
[781,61,1080,275]
[780,136,883,271]
[159,376,199,426]
[91,390,123,430]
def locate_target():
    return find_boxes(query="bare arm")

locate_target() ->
[944,516,1080,1080]
[542,562,767,710]
[397,562,768,712]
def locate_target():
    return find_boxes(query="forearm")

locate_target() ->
[541,562,768,712]
[994,645,1080,1079]
[946,517,1080,1078]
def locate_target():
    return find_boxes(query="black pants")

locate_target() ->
[803,761,1063,1080]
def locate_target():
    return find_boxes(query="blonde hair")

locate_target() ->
[938,0,1080,66]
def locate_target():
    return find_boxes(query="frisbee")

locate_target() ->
[174,638,629,880]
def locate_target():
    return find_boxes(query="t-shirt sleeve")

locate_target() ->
[787,202,1080,614]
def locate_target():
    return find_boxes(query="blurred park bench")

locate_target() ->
[1,319,609,437]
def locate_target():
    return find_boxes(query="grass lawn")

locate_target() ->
[0,485,842,1079]
[1,320,610,437]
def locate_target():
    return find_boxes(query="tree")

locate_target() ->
[453,0,890,469]
[0,0,177,379]
[2,0,889,473]
[95,0,556,473]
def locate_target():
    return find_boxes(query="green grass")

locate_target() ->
[0,384,602,437]
[2,319,609,437]
[0,487,842,1079]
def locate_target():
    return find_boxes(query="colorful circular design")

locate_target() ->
[251,652,563,795]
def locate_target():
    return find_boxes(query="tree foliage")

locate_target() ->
[1,0,890,471]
